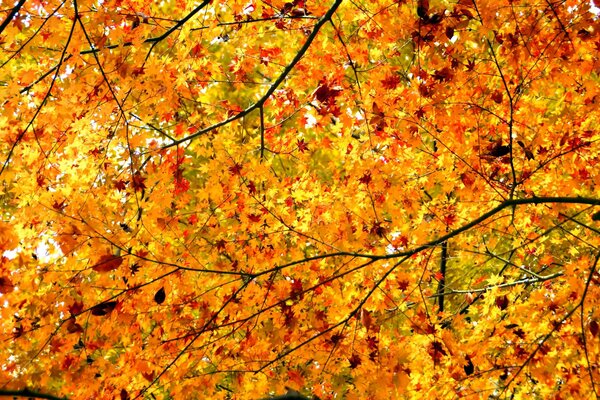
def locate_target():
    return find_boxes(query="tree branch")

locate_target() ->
[436,241,448,312]
[163,0,344,148]
[0,389,68,400]
[0,0,26,36]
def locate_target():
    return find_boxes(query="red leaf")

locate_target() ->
[92,254,123,273]
[174,177,190,194]
[359,172,372,185]
[0,276,14,294]
[428,341,447,362]
[348,354,362,368]
[296,139,309,153]
[287,370,304,386]
[229,163,243,175]
[381,75,401,90]
[52,199,67,211]
[313,80,342,104]
[495,295,509,310]
[68,300,84,315]
[114,179,128,191]
[491,90,503,104]
[190,44,204,58]
[247,180,257,195]
[131,173,146,192]
[460,172,475,186]
[443,213,457,226]
[248,214,262,223]
[290,279,303,301]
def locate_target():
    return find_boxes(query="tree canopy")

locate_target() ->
[1,0,600,398]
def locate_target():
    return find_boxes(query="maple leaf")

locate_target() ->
[0,276,14,294]
[427,341,447,363]
[495,295,509,310]
[2,0,600,398]
[312,80,342,110]
[90,301,118,316]
[348,354,362,369]
[296,139,309,153]
[290,279,304,301]
[488,142,511,157]
[432,67,453,83]
[229,163,243,175]
[464,356,474,375]
[129,263,141,275]
[590,320,599,337]
[358,172,372,185]
[92,254,123,273]
[381,74,401,90]
[65,319,84,334]
[131,173,146,192]
[247,180,257,195]
[154,287,166,304]
[68,301,84,316]
[248,213,262,223]
[491,90,503,104]
[52,199,67,211]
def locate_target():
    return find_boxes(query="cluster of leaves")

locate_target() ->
[1,0,599,399]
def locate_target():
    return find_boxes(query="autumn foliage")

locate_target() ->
[1,0,600,399]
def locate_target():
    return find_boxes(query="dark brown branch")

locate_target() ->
[0,0,26,35]
[0,388,67,400]
[145,0,212,44]
[259,105,265,160]
[436,241,448,312]
[163,0,344,148]
[253,196,600,278]
[500,252,600,395]
[1,2,77,176]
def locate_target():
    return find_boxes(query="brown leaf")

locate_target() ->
[66,319,84,333]
[154,287,166,304]
[417,0,429,19]
[464,355,474,375]
[517,140,535,160]
[590,320,599,337]
[433,67,453,83]
[90,301,118,316]
[348,354,362,368]
[92,254,123,273]
[488,144,510,158]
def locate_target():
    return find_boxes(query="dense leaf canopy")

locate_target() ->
[1,0,600,399]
